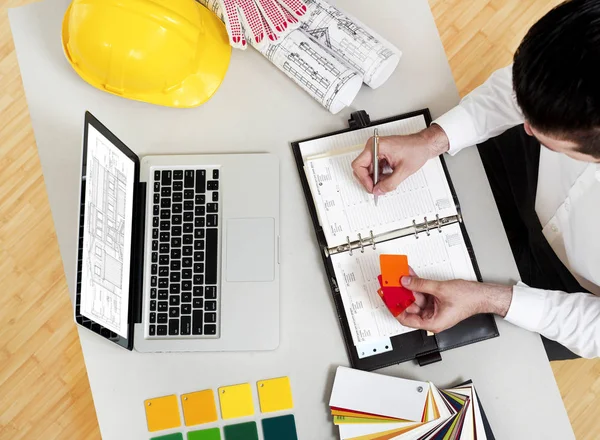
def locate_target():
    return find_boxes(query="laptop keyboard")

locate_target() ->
[147,168,220,338]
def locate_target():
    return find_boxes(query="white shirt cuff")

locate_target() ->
[504,284,547,332]
[432,106,479,155]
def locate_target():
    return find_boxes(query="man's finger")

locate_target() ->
[351,145,374,192]
[401,276,441,296]
[396,312,429,330]
[412,291,427,308]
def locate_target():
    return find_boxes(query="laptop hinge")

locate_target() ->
[132,181,147,324]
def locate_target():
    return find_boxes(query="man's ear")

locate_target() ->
[524,121,534,136]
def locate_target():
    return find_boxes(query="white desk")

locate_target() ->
[9,1,574,439]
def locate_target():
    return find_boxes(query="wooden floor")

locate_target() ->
[0,0,598,438]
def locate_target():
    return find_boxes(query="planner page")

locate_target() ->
[330,222,477,345]
[305,151,457,249]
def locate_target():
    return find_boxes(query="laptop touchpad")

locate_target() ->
[226,218,275,282]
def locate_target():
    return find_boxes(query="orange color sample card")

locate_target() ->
[379,255,409,287]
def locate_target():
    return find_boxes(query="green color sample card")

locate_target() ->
[151,433,183,440]
[223,421,258,440]
[262,415,298,440]
[188,428,221,440]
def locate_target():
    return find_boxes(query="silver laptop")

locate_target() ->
[74,112,280,352]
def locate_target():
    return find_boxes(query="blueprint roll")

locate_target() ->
[301,0,402,89]
[198,0,363,113]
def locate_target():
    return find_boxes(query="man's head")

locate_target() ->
[513,0,600,162]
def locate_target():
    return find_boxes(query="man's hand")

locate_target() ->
[351,124,450,195]
[397,276,513,334]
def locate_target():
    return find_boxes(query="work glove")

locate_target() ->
[198,0,309,49]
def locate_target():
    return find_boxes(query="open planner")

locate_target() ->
[291,109,499,370]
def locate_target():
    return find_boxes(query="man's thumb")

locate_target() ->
[401,276,440,296]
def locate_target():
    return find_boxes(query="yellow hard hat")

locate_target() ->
[61,0,231,108]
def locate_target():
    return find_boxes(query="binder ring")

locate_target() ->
[412,219,419,239]
[424,216,430,236]
[347,236,353,256]
[436,214,442,233]
[357,233,365,253]
[370,230,376,250]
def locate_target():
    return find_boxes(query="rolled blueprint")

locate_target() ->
[301,0,402,89]
[198,0,363,114]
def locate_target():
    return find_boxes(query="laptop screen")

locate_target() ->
[79,121,136,339]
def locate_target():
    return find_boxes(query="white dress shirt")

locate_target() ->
[433,65,600,358]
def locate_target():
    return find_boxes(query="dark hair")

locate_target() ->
[513,0,600,158]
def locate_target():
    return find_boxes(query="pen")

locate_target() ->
[372,128,379,206]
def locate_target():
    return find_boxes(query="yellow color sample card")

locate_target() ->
[144,394,181,432]
[257,377,294,413]
[181,389,218,426]
[218,383,254,420]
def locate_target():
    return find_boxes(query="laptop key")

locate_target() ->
[195,217,205,228]
[193,298,204,309]
[193,286,203,297]
[160,232,170,242]
[169,284,180,294]
[154,182,160,192]
[172,203,182,213]
[160,221,170,231]
[212,192,219,202]
[158,313,168,324]
[150,312,156,323]
[153,217,159,227]
[151,264,158,275]
[182,257,193,268]
[154,170,161,181]
[182,303,191,314]
[182,280,192,291]
[181,316,191,335]
[173,192,183,203]
[150,288,157,299]
[152,241,158,251]
[205,312,217,323]
[173,181,183,192]
[194,229,205,240]
[161,170,172,186]
[184,189,194,200]
[161,187,171,197]
[160,209,170,219]
[194,263,204,273]
[196,169,206,193]
[205,301,217,311]
[207,203,218,213]
[171,248,181,259]
[194,275,204,285]
[157,325,167,336]
[158,301,168,312]
[205,286,217,299]
[159,255,169,265]
[184,170,194,188]
[182,292,192,303]
[170,296,180,307]
[183,234,193,245]
[149,325,156,336]
[151,276,157,287]
[152,252,158,263]
[183,246,193,256]
[196,194,205,204]
[182,269,192,280]
[207,180,219,190]
[171,237,181,248]
[184,212,194,222]
[172,226,182,236]
[170,260,181,271]
[152,228,159,239]
[207,215,218,227]
[170,272,180,283]
[150,300,157,311]
[153,205,159,216]
[169,307,180,318]
[194,251,204,262]
[159,243,169,253]
[192,313,203,335]
[159,267,168,276]
[183,223,194,233]
[158,278,168,288]
[195,206,205,216]
[204,324,217,335]
[158,290,168,300]
[174,170,183,180]
[213,169,219,179]
[172,215,182,225]
[194,240,205,252]
[154,193,160,204]
[161,198,171,208]
[184,200,194,210]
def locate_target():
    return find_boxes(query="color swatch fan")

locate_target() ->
[329,366,495,440]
